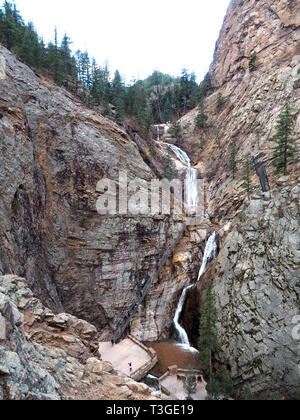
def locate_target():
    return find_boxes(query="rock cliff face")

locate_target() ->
[0,44,184,342]
[183,178,300,398]
[180,0,300,221]
[0,275,160,400]
[213,179,300,398]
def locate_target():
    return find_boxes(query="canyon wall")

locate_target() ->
[0,0,299,400]
[180,0,300,222]
[179,0,300,398]
[213,179,300,398]
[0,44,185,342]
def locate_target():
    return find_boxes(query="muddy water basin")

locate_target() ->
[145,341,199,377]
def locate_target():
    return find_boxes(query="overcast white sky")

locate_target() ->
[13,0,230,83]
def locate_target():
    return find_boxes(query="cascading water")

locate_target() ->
[173,231,218,353]
[162,143,191,167]
[186,168,199,207]
[173,285,197,352]
[197,231,218,281]
[156,126,217,352]
[161,142,199,209]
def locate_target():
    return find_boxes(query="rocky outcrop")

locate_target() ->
[0,275,162,400]
[212,179,300,399]
[0,44,184,341]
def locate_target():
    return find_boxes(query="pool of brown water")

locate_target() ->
[145,341,199,377]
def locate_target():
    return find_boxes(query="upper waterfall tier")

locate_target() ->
[162,143,191,167]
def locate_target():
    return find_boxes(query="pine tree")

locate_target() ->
[195,102,208,129]
[216,367,234,398]
[151,70,165,123]
[206,374,221,400]
[169,121,182,142]
[269,104,297,175]
[215,128,221,146]
[198,280,220,381]
[229,140,238,179]
[180,68,197,113]
[242,154,255,200]
[112,70,125,123]
[1,1,23,50]
[206,368,233,400]
[199,136,206,152]
[53,27,63,84]
[198,72,213,103]
[60,33,76,83]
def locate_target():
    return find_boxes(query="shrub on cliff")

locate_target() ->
[249,52,257,72]
[228,140,238,179]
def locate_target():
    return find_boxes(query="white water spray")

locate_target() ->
[162,143,191,167]
[173,232,218,353]
[161,142,199,209]
[197,231,218,281]
[186,168,199,207]
[173,285,198,352]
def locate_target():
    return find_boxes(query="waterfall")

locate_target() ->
[161,142,199,209]
[157,126,160,142]
[173,285,198,352]
[158,129,216,353]
[162,143,191,167]
[197,231,218,281]
[186,168,199,207]
[173,232,218,353]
